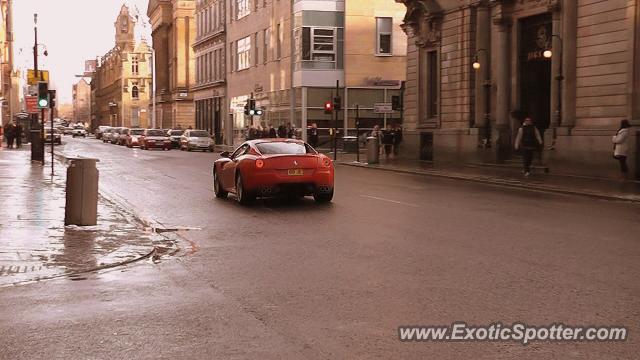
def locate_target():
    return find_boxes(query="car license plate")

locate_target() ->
[288,169,303,176]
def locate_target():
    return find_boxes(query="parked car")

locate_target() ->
[140,129,171,150]
[95,125,110,140]
[212,139,334,204]
[167,129,184,148]
[44,128,62,144]
[117,127,130,145]
[62,127,74,135]
[110,127,124,144]
[180,129,214,152]
[71,125,87,138]
[102,128,114,143]
[125,128,145,148]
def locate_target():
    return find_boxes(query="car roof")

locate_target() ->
[248,138,305,145]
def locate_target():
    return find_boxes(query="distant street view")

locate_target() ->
[1,0,640,359]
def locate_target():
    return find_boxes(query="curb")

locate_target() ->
[337,161,640,204]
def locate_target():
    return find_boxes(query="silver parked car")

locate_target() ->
[180,129,214,152]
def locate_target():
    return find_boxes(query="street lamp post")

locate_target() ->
[543,34,563,129]
[151,48,156,129]
[472,48,492,148]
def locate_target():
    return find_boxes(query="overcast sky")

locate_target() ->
[13,0,152,104]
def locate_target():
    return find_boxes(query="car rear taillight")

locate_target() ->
[255,159,265,169]
[322,158,331,167]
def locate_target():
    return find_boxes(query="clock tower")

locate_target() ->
[115,5,135,50]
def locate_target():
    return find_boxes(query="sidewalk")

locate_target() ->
[332,152,640,203]
[0,146,161,287]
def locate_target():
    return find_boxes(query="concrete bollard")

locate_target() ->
[64,157,99,226]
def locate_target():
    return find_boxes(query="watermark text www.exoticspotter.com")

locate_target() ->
[398,322,628,345]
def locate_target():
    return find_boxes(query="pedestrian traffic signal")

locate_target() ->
[392,95,402,111]
[48,90,56,108]
[333,96,341,111]
[245,99,263,116]
[37,82,49,108]
[324,101,333,114]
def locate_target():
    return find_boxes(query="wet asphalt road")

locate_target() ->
[1,136,639,359]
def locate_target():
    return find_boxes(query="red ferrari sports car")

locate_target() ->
[212,139,334,204]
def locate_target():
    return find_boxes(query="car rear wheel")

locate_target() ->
[235,173,254,205]
[314,190,334,203]
[213,169,228,199]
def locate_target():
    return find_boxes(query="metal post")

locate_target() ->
[356,104,360,163]
[50,95,54,176]
[151,48,156,128]
[333,80,339,161]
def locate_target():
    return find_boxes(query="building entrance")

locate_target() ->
[518,13,552,134]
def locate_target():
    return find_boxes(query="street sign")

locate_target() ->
[26,96,39,114]
[27,69,49,85]
[373,102,393,114]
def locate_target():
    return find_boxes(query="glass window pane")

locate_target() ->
[379,34,391,54]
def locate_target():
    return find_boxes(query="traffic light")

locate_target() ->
[48,90,56,108]
[392,95,402,111]
[333,96,341,111]
[324,100,333,114]
[245,99,264,116]
[254,108,264,116]
[37,82,49,108]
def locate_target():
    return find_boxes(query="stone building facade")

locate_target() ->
[72,78,91,125]
[93,5,152,129]
[0,0,15,126]
[148,0,197,129]
[193,0,226,143]
[399,0,640,179]
[224,0,407,146]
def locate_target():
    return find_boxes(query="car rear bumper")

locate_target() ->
[244,169,334,195]
[145,142,171,149]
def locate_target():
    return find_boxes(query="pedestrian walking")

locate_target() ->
[15,122,23,148]
[612,119,631,180]
[267,124,277,138]
[308,123,319,148]
[5,121,15,149]
[277,124,287,138]
[392,123,403,156]
[381,124,395,159]
[514,117,542,177]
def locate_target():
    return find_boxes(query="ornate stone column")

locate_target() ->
[493,10,512,161]
[560,0,576,128]
[474,2,491,130]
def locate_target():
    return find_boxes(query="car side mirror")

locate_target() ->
[220,151,230,158]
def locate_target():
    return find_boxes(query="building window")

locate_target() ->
[131,56,139,74]
[427,50,438,118]
[276,23,282,59]
[376,17,392,55]
[302,27,335,62]
[236,0,250,20]
[131,106,140,126]
[236,36,251,71]
[263,28,269,64]
[131,85,139,99]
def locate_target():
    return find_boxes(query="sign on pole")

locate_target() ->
[373,102,394,114]
[27,69,49,85]
[26,96,39,114]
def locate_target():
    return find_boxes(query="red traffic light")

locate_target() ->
[324,101,334,114]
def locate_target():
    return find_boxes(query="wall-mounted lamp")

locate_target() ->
[472,48,488,70]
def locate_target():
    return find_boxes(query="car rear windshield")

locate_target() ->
[130,129,144,135]
[147,130,166,136]
[190,131,209,137]
[256,142,312,155]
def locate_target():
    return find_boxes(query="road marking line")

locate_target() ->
[360,195,420,208]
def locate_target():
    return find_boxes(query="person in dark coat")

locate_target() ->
[267,124,277,138]
[277,124,287,138]
[308,123,319,148]
[381,124,395,159]
[392,123,403,156]
[15,122,23,148]
[514,117,542,177]
[5,121,15,149]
